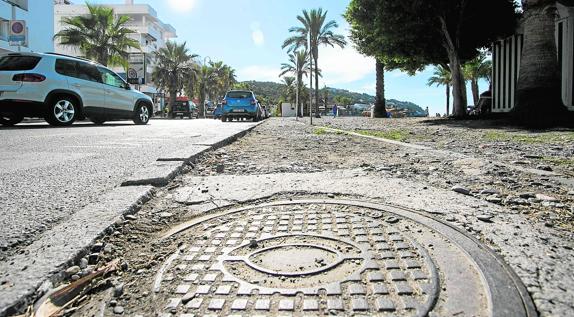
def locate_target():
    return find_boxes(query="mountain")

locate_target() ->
[240,81,426,115]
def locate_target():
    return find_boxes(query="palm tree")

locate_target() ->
[279,50,310,117]
[463,54,492,105]
[54,3,140,66]
[281,76,296,106]
[197,62,219,118]
[152,41,197,118]
[283,8,347,119]
[427,65,452,116]
[513,0,567,126]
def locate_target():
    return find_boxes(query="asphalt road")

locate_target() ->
[0,118,257,257]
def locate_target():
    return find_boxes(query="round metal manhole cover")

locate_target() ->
[151,200,536,317]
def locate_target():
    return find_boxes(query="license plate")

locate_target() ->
[232,109,245,112]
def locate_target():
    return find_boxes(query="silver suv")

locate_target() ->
[0,52,153,126]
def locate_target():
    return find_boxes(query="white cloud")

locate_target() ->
[237,65,281,82]
[315,22,375,86]
[250,22,265,47]
[167,0,197,13]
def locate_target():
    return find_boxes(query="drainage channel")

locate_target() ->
[150,199,536,317]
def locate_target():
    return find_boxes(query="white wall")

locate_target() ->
[0,0,54,53]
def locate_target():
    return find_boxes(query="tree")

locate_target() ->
[152,41,196,118]
[283,8,347,119]
[463,53,492,105]
[345,0,518,118]
[279,50,310,117]
[513,0,568,126]
[54,3,140,66]
[427,65,452,116]
[281,76,296,105]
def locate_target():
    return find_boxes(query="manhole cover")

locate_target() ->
[151,200,536,316]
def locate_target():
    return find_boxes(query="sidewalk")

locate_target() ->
[20,117,573,317]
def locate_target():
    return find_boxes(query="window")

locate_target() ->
[0,55,41,71]
[98,67,127,89]
[55,59,77,77]
[76,62,102,83]
[226,91,253,99]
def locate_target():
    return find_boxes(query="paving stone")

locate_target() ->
[231,299,249,310]
[175,284,191,294]
[327,298,344,310]
[351,298,369,311]
[254,299,271,310]
[372,283,389,294]
[208,299,225,310]
[375,298,396,311]
[214,285,232,295]
[278,299,295,311]
[303,299,319,311]
[348,284,367,295]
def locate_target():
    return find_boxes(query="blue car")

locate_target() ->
[221,90,262,122]
[213,104,223,119]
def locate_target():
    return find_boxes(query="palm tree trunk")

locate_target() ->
[296,75,300,118]
[446,84,451,116]
[169,90,176,119]
[309,52,313,124]
[314,56,320,118]
[513,0,566,126]
[374,60,386,118]
[471,79,479,105]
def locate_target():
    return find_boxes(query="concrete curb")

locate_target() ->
[122,121,263,187]
[0,186,155,316]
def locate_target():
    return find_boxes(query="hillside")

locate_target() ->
[240,81,425,115]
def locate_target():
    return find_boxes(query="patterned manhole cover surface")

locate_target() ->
[151,200,536,317]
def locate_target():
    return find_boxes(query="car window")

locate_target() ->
[76,62,102,83]
[226,91,252,99]
[55,59,77,77]
[99,67,126,89]
[0,55,41,71]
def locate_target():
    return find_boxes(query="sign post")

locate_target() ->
[8,20,26,49]
[127,53,146,86]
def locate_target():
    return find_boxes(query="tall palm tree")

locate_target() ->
[152,41,196,118]
[427,65,452,116]
[281,76,296,106]
[513,0,567,126]
[279,50,310,117]
[283,8,347,119]
[54,3,140,66]
[197,63,219,118]
[463,54,492,105]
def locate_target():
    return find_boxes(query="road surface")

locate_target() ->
[0,119,257,257]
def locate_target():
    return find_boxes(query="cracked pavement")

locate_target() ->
[25,117,574,317]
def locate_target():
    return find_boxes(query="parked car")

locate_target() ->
[0,52,153,126]
[261,105,270,119]
[172,96,198,119]
[221,90,262,122]
[213,104,223,119]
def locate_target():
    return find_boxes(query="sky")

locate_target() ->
[82,0,488,115]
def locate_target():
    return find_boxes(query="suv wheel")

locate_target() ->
[0,112,24,126]
[133,103,151,125]
[46,96,78,126]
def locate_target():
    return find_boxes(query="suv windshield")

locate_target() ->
[0,56,41,71]
[227,91,252,99]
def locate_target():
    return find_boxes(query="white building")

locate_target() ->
[0,0,54,53]
[54,0,177,96]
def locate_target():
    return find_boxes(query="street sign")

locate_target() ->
[2,0,27,11]
[127,53,146,85]
[8,20,26,45]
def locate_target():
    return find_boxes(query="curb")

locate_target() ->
[0,121,263,316]
[0,186,155,316]
[121,121,263,187]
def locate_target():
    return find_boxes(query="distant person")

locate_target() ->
[333,105,338,118]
